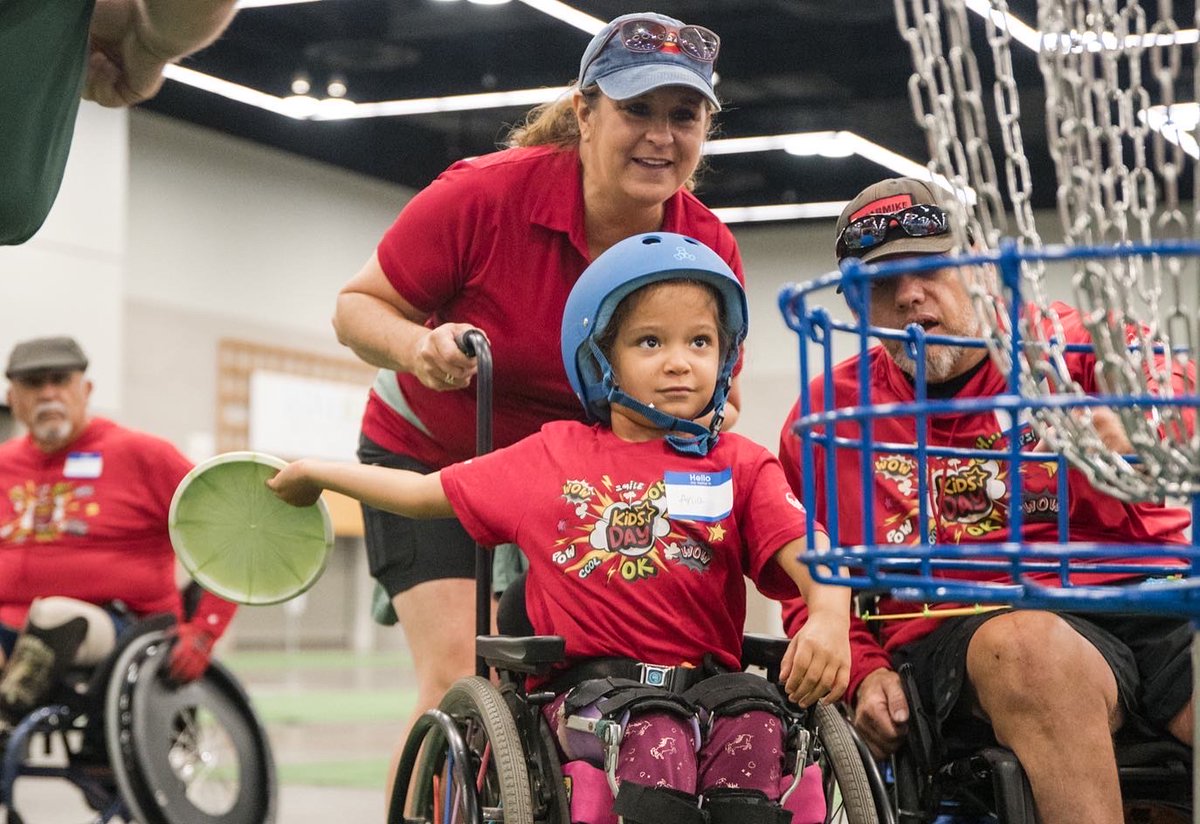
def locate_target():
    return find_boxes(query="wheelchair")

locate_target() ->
[889,661,1192,824]
[386,332,890,823]
[388,629,890,824]
[0,611,276,824]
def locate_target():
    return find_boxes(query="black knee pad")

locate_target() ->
[702,787,792,824]
[0,616,89,721]
[612,781,707,824]
[684,671,788,720]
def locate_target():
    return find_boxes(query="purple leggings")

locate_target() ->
[544,692,785,796]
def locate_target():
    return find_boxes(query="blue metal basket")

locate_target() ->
[780,238,1200,617]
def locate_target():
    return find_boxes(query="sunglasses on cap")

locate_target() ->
[586,19,720,77]
[835,204,950,260]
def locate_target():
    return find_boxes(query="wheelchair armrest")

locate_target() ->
[477,635,566,676]
[741,633,790,671]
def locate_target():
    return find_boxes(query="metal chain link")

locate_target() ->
[896,0,1200,500]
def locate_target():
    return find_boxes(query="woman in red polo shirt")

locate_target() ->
[330,10,745,785]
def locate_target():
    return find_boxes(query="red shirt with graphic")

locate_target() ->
[778,303,1192,698]
[362,144,744,470]
[0,418,236,632]
[441,421,808,676]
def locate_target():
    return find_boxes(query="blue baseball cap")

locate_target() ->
[578,12,721,111]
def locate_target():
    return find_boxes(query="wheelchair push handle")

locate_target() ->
[453,329,493,458]
[454,328,495,678]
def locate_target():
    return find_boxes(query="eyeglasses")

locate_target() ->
[615,19,720,62]
[836,204,950,259]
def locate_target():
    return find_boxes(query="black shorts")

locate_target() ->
[358,434,476,597]
[894,609,1192,755]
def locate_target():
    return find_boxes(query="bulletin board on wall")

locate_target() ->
[216,339,377,537]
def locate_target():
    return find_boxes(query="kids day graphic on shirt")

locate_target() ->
[553,471,734,583]
[872,444,1060,546]
[1,453,105,543]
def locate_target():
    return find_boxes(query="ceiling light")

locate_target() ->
[712,202,846,224]
[290,72,311,96]
[235,0,319,7]
[1141,103,1200,158]
[326,74,348,98]
[514,0,604,33]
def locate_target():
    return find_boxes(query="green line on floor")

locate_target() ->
[250,688,416,723]
[221,649,413,673]
[278,757,390,789]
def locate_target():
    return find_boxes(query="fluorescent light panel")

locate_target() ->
[963,0,1199,53]
[184,1,946,221]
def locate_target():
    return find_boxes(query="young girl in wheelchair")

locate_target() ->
[269,232,851,824]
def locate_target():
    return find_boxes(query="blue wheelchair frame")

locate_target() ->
[779,238,1200,818]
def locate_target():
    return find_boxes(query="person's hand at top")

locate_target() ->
[779,605,851,707]
[412,323,486,392]
[84,0,237,107]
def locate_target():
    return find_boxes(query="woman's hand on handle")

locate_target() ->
[413,323,486,391]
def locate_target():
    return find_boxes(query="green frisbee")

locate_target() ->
[169,451,333,605]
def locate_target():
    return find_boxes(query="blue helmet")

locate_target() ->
[561,232,748,456]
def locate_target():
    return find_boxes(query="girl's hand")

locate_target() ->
[266,460,324,507]
[779,612,851,707]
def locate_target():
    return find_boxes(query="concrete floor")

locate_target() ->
[5,648,416,822]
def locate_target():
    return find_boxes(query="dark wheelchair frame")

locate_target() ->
[384,331,892,824]
[888,652,1192,824]
[0,598,276,824]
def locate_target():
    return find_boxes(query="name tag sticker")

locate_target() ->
[664,468,732,522]
[64,452,103,479]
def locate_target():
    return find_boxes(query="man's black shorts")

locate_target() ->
[357,434,475,597]
[893,609,1192,755]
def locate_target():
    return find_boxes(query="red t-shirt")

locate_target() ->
[0,419,235,631]
[778,303,1192,696]
[362,144,744,469]
[440,422,805,675]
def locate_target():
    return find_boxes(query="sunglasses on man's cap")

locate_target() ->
[835,204,950,261]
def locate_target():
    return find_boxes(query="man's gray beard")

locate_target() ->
[887,343,970,384]
[30,404,73,450]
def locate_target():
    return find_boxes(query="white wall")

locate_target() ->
[0,103,129,414]
[122,111,411,450]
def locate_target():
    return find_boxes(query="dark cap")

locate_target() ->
[579,12,721,111]
[834,177,955,265]
[5,336,89,380]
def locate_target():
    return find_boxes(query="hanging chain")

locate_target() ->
[895,0,1200,500]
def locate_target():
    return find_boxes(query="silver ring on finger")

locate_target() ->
[444,372,455,384]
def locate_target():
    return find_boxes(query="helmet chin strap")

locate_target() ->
[591,340,729,456]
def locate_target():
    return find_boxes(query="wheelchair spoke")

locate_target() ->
[165,706,242,814]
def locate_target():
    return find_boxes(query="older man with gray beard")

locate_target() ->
[0,336,237,745]
[776,177,1194,824]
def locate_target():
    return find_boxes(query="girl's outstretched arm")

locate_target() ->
[267,459,454,519]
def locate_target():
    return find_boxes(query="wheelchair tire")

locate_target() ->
[408,676,534,824]
[814,703,880,824]
[104,631,276,824]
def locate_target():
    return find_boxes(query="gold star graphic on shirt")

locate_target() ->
[707,524,726,542]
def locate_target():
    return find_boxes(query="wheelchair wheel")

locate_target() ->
[104,631,276,824]
[814,703,880,824]
[407,676,534,824]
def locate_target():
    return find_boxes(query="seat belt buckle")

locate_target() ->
[638,662,674,689]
